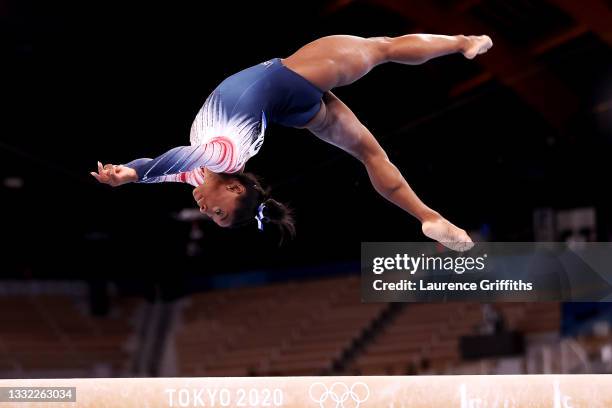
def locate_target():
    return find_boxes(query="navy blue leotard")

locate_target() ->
[124,58,324,185]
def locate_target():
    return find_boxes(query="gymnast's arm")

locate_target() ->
[91,138,237,187]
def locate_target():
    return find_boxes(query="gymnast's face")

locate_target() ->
[192,179,245,228]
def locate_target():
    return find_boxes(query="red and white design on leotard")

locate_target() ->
[146,136,238,186]
[124,91,266,186]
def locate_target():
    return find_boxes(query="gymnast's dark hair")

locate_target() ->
[219,172,295,244]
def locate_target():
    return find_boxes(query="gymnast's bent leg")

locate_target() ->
[305,92,473,251]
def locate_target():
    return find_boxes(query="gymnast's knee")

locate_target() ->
[367,36,394,62]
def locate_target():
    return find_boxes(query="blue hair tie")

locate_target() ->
[255,203,267,231]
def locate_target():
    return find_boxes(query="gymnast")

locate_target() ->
[92,34,492,250]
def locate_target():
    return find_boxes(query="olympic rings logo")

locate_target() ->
[308,382,370,408]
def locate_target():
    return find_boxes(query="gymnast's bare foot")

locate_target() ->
[422,216,474,252]
[462,35,493,59]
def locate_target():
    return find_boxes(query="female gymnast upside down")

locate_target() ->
[92,34,493,250]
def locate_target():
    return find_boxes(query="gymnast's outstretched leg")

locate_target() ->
[283,34,492,250]
[282,34,492,91]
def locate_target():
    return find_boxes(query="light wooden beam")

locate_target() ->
[0,375,611,407]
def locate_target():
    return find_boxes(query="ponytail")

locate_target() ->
[256,198,296,244]
[222,172,295,245]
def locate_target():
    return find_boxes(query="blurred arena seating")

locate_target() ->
[4,277,611,377]
[346,303,484,375]
[168,279,573,376]
[0,286,144,378]
[173,276,386,376]
[346,302,561,375]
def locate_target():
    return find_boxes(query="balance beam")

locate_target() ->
[0,375,608,407]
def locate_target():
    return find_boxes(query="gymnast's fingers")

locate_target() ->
[90,172,102,182]
[93,172,110,184]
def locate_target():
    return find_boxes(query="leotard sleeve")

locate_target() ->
[123,137,240,186]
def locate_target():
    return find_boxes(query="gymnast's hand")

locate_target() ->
[90,161,138,186]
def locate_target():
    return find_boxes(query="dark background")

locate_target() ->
[2,0,611,289]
